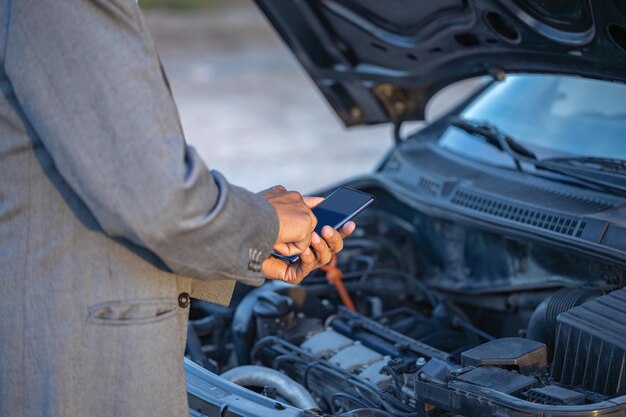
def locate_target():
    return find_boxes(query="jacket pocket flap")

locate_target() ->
[88,299,177,325]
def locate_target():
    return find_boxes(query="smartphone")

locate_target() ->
[272,186,375,264]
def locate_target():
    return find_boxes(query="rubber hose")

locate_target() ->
[220,365,318,410]
[231,282,289,365]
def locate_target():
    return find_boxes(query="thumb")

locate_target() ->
[303,196,324,209]
[262,257,289,281]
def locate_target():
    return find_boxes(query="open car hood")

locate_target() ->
[254,0,626,126]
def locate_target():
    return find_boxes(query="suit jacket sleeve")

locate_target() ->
[4,0,279,285]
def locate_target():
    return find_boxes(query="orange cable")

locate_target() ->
[320,255,356,312]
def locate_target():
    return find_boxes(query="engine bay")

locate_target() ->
[186,186,626,417]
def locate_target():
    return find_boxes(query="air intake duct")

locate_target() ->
[551,288,626,396]
[527,288,600,356]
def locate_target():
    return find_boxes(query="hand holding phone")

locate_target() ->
[272,187,374,263]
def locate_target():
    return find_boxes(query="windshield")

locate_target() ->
[440,75,626,162]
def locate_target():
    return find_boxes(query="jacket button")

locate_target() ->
[248,260,262,273]
[178,292,190,308]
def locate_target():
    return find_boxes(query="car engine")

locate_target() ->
[186,191,626,417]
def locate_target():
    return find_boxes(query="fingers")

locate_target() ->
[302,196,323,231]
[261,257,289,281]
[311,231,333,265]
[339,221,356,238]
[320,226,343,254]
[299,246,315,265]
[263,214,358,286]
[320,222,356,253]
[274,223,354,257]
[302,196,324,208]
[262,186,316,245]
[262,248,314,285]
[273,236,312,256]
[296,247,316,282]
[262,255,305,284]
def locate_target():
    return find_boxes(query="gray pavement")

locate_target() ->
[145,4,478,193]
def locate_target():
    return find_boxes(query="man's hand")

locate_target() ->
[261,196,356,284]
[262,186,317,256]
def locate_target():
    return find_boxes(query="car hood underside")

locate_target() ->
[254,0,626,126]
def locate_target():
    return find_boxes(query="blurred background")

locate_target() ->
[144,1,476,193]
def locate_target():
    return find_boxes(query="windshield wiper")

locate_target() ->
[541,156,626,172]
[538,156,626,195]
[449,117,626,196]
[449,117,537,171]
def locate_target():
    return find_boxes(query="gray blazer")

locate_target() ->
[0,1,278,416]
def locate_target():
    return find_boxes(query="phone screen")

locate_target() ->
[272,187,374,263]
[312,187,374,234]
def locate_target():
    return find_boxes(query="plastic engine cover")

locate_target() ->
[552,288,626,396]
